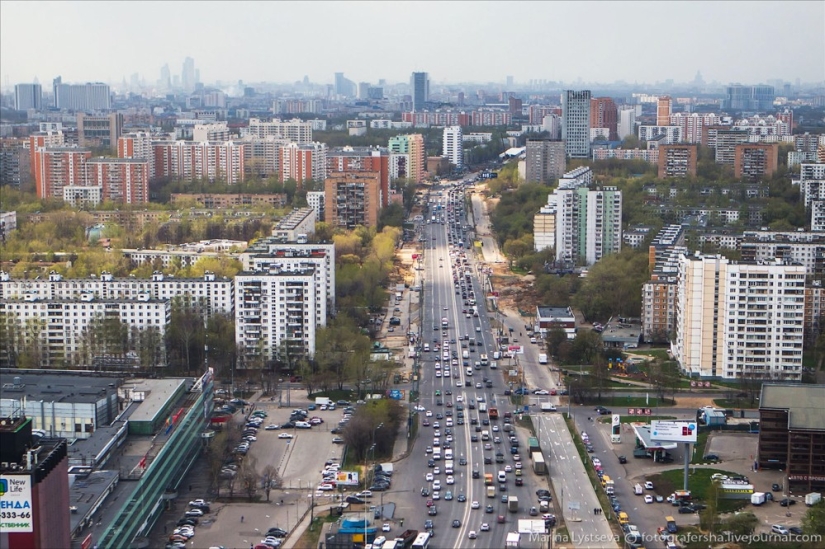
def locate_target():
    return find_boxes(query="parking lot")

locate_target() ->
[151,396,349,549]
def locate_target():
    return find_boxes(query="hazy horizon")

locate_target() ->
[2,1,823,89]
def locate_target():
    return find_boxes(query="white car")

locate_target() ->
[471,501,480,509]
[446,475,455,485]
[492,425,499,432]
[456,381,463,387]
[382,523,391,532]
[184,508,204,517]
[432,491,440,500]
[278,433,293,439]
[189,499,209,507]
[415,405,426,411]
[468,531,477,539]
[480,523,490,531]
[426,473,434,482]
[357,490,373,498]
[426,410,433,417]
[433,480,442,490]
[644,481,654,490]
[456,395,463,402]
[265,424,280,430]
[644,495,654,504]
[504,465,512,472]
[433,467,441,475]
[317,484,335,491]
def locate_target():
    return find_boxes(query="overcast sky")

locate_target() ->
[2,1,823,89]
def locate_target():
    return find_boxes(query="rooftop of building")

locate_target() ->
[536,306,574,320]
[120,378,189,423]
[0,370,120,404]
[0,270,230,283]
[69,469,121,536]
[760,384,825,431]
[274,207,315,230]
[601,316,642,344]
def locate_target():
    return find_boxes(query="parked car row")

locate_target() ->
[166,500,210,548]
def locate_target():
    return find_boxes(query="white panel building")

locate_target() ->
[443,126,464,169]
[673,253,805,380]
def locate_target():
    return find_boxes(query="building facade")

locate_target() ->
[77,113,123,150]
[33,147,92,199]
[658,144,698,178]
[14,83,42,111]
[52,78,111,111]
[327,147,390,207]
[442,126,463,169]
[673,254,805,380]
[525,139,566,183]
[590,97,618,141]
[410,72,430,111]
[247,118,313,143]
[324,171,382,229]
[734,143,779,181]
[152,141,246,184]
[562,90,592,158]
[85,157,150,204]
[281,142,327,184]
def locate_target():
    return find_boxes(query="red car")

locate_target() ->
[426,499,434,507]
[310,417,323,425]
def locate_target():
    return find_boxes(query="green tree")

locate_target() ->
[803,500,825,535]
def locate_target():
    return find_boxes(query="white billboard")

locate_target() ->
[612,414,621,427]
[0,475,33,533]
[650,420,698,443]
[336,471,360,486]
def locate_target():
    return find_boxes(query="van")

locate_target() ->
[463,351,469,359]
[433,451,442,461]
[493,351,501,360]
[423,343,430,352]
[618,512,629,525]
[445,449,453,460]
[498,471,507,483]
[294,421,311,429]
[466,368,473,376]
[634,484,644,495]
[487,486,496,498]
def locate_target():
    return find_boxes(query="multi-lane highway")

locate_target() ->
[391,182,551,548]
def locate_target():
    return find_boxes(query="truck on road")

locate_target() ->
[538,353,548,364]
[806,492,822,506]
[751,492,766,506]
[488,407,499,419]
[508,495,519,512]
[484,473,493,485]
[528,437,540,454]
[540,402,557,412]
[506,532,520,548]
[480,353,488,365]
[531,452,546,475]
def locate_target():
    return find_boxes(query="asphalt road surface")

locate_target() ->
[391,182,549,548]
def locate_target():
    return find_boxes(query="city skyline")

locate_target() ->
[2,1,823,90]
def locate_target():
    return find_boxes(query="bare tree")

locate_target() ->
[240,455,258,501]
[261,465,281,502]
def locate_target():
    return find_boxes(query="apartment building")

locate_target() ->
[740,232,825,279]
[443,126,464,169]
[668,113,721,144]
[0,293,170,368]
[235,267,325,362]
[63,185,102,207]
[705,127,749,164]
[52,78,111,111]
[28,128,65,173]
[532,202,557,252]
[170,193,287,209]
[272,207,316,242]
[0,271,234,317]
[734,143,779,181]
[193,123,231,143]
[723,85,775,111]
[14,83,42,111]
[638,125,682,144]
[152,140,246,184]
[618,108,636,140]
[590,97,618,141]
[804,282,825,346]
[327,147,390,207]
[641,246,685,343]
[33,147,91,199]
[525,139,566,183]
[658,144,698,178]
[324,171,382,229]
[673,253,805,380]
[241,238,335,311]
[540,184,622,265]
[410,72,430,111]
[77,113,123,149]
[85,157,150,204]
[247,118,313,143]
[387,134,426,183]
[656,96,672,126]
[306,191,325,222]
[281,142,327,184]
[812,201,825,232]
[118,132,155,178]
[0,138,31,188]
[562,90,592,158]
[592,148,659,163]
[240,135,289,179]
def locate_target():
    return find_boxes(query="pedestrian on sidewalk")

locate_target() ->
[241,515,244,523]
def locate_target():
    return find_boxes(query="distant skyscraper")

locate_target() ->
[14,83,42,111]
[182,56,196,92]
[159,64,171,91]
[410,72,430,111]
[443,126,463,169]
[589,97,618,141]
[562,90,591,158]
[723,85,775,111]
[334,73,356,97]
[506,75,514,88]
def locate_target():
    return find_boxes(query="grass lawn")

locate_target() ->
[712,398,758,409]
[292,512,341,549]
[582,395,676,408]
[690,431,710,464]
[646,467,749,513]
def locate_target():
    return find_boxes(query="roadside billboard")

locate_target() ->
[650,420,698,443]
[0,475,33,533]
[335,471,359,486]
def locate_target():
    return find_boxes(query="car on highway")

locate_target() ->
[278,433,293,439]
[452,519,461,528]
